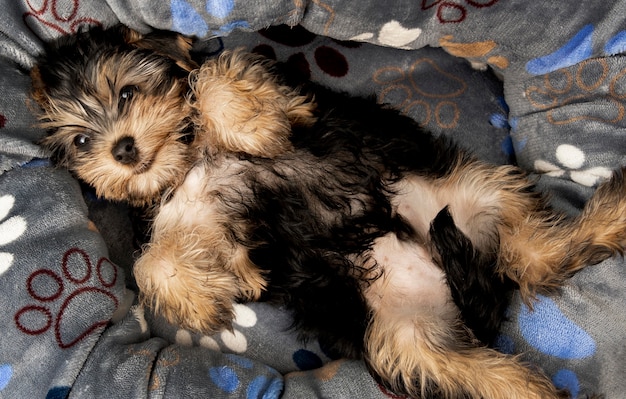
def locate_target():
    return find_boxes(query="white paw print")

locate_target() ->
[0,195,27,275]
[534,144,612,187]
[175,304,258,353]
[350,20,422,48]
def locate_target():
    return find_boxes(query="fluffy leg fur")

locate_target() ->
[376,155,626,397]
[133,163,266,332]
[362,230,565,399]
[365,310,565,399]
[396,155,626,303]
[493,167,626,301]
[189,50,317,158]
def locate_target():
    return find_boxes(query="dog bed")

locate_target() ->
[1,0,625,398]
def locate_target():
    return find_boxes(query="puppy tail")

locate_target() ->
[430,206,511,345]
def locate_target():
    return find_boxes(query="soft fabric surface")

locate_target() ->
[0,1,625,398]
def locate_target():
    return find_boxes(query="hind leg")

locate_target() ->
[365,308,564,399]
[495,167,626,300]
[363,232,564,398]
[396,160,626,303]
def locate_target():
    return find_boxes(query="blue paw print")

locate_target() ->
[171,0,208,36]
[517,295,595,396]
[605,31,626,55]
[292,349,323,371]
[519,295,596,359]
[527,25,626,75]
[206,0,234,18]
[209,354,283,398]
[526,25,594,76]
[20,158,51,168]
[0,364,12,391]
[171,0,250,37]
[46,386,71,399]
[489,96,510,131]
[489,97,525,160]
[553,369,581,398]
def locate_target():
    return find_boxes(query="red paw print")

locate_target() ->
[422,0,499,24]
[254,25,357,80]
[14,248,119,348]
[23,0,102,36]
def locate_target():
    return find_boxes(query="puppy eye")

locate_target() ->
[73,133,91,148]
[119,85,137,107]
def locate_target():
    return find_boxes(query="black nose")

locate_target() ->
[112,136,138,165]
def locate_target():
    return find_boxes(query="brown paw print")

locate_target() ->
[374,58,467,129]
[439,35,509,70]
[526,58,626,125]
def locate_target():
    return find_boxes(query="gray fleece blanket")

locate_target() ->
[0,1,625,398]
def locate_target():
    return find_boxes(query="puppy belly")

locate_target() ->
[391,173,501,253]
[364,232,455,319]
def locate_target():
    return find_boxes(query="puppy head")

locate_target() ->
[31,25,197,206]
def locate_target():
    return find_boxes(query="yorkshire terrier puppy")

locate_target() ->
[30,26,315,205]
[32,25,626,399]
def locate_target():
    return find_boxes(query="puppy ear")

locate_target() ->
[30,65,49,108]
[122,26,198,72]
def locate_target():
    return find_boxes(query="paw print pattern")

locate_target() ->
[170,305,283,398]
[526,25,594,76]
[170,0,250,37]
[350,20,423,49]
[421,0,499,24]
[209,353,283,398]
[526,24,626,76]
[256,24,357,79]
[517,295,595,397]
[0,364,12,392]
[495,294,597,398]
[534,144,612,187]
[518,296,596,360]
[373,59,467,129]
[0,195,27,276]
[526,58,626,127]
[14,248,119,348]
[439,35,509,70]
[23,0,102,35]
[173,303,257,353]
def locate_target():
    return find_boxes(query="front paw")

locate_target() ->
[133,245,241,334]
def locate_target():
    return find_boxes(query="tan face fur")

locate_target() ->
[31,26,196,206]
